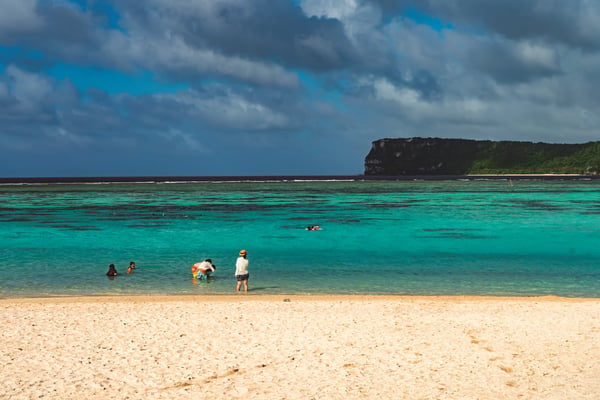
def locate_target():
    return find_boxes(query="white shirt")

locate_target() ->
[235,257,249,275]
[198,261,215,273]
[193,261,214,274]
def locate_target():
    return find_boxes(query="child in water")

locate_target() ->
[106,264,118,276]
[127,261,136,274]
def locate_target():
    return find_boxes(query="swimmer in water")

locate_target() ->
[127,261,136,274]
[106,264,118,276]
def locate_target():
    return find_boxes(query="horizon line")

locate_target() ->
[2,174,600,184]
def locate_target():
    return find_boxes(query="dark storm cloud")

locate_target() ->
[0,66,131,153]
[468,40,561,84]
[1,1,325,86]
[365,0,412,17]
[117,0,358,72]
[0,1,106,63]
[2,0,600,177]
[385,0,600,50]
[0,63,310,154]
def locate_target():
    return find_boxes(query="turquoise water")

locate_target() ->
[1,179,599,297]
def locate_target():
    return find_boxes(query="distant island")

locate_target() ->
[364,138,600,176]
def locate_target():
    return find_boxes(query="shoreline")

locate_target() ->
[2,293,600,304]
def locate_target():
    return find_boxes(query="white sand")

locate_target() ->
[1,295,599,400]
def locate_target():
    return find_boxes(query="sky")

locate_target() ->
[1,0,600,177]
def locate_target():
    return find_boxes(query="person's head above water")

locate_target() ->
[107,264,118,276]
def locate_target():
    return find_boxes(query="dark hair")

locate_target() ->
[107,264,118,276]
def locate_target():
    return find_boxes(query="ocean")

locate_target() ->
[1,177,599,298]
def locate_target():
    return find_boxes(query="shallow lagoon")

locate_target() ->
[1,179,599,297]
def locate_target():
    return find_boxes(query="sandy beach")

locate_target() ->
[1,295,599,400]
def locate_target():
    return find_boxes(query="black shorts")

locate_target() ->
[236,273,249,281]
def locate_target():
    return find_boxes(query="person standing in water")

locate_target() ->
[235,249,249,292]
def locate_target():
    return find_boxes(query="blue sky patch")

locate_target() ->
[402,7,454,32]
[48,63,188,95]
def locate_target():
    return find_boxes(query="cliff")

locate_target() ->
[364,137,600,175]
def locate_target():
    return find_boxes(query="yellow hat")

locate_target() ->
[239,249,247,256]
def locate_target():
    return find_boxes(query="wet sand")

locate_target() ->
[2,295,599,399]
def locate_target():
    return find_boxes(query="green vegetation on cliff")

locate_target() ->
[364,138,600,175]
[467,141,600,174]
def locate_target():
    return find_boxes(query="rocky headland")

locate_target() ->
[364,137,600,176]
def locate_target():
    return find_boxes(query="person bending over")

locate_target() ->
[191,259,216,280]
